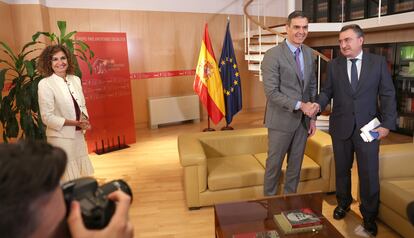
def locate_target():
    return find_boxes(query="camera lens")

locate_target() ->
[98,179,133,202]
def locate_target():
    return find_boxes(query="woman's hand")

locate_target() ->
[78,120,91,130]
[64,119,91,130]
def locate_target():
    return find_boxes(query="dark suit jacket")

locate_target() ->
[317,52,397,139]
[261,41,317,132]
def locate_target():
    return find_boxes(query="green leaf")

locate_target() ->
[24,60,35,77]
[75,48,88,61]
[57,21,67,39]
[74,40,89,51]
[22,48,42,59]
[65,40,74,54]
[0,61,13,70]
[32,31,53,42]
[15,57,24,72]
[1,48,17,63]
[21,41,38,54]
[0,69,8,93]
[0,41,17,61]
[86,62,93,74]
[63,31,77,41]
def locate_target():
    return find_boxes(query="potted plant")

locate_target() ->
[0,21,93,142]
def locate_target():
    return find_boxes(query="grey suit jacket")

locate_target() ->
[317,52,397,139]
[261,41,317,132]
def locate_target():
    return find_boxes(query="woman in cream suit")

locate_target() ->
[37,45,94,182]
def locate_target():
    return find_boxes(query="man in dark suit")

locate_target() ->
[317,24,397,236]
[261,11,318,196]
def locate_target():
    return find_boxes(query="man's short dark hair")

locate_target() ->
[287,10,308,26]
[340,24,364,38]
[0,140,67,238]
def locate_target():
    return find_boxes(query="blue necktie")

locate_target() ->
[350,58,358,91]
[295,48,303,80]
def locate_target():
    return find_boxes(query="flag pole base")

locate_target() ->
[203,127,215,132]
[221,126,234,130]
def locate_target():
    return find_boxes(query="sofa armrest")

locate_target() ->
[177,134,208,208]
[178,134,207,167]
[305,130,335,192]
[379,143,414,180]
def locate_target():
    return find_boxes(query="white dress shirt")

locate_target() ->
[346,51,363,84]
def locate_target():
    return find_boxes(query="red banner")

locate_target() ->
[130,69,195,80]
[76,32,136,153]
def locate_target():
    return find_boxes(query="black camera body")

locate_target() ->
[62,177,132,229]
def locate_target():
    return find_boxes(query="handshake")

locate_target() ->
[300,102,320,118]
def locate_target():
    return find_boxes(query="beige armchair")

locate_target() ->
[178,128,335,209]
[378,143,414,238]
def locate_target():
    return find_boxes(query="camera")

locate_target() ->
[62,177,133,229]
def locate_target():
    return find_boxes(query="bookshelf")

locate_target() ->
[303,0,316,22]
[368,0,388,17]
[393,0,414,13]
[396,42,414,134]
[303,0,414,22]
[316,0,329,22]
[348,0,366,20]
[330,0,345,22]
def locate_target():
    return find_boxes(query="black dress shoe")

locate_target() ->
[363,219,378,236]
[333,206,350,220]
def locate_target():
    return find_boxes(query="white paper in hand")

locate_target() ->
[360,118,381,142]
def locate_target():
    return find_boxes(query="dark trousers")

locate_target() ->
[331,127,380,220]
[264,119,308,196]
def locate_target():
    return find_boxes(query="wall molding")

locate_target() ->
[0,0,287,16]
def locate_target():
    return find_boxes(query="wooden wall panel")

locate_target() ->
[2,4,272,129]
[9,5,46,50]
[0,2,16,51]
[47,8,91,33]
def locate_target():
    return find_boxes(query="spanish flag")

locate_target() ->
[194,24,225,124]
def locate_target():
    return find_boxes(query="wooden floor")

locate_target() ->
[89,109,412,238]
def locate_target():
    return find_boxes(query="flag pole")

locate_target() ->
[221,122,234,131]
[203,117,215,132]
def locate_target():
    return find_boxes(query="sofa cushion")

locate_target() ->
[254,153,320,181]
[380,178,414,219]
[207,154,264,191]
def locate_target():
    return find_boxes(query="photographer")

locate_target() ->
[0,140,133,238]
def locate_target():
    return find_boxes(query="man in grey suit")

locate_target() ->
[317,24,397,236]
[261,11,318,197]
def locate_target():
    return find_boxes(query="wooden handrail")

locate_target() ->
[243,0,330,62]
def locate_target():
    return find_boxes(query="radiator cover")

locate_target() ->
[148,95,200,129]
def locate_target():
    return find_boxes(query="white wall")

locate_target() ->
[1,0,289,16]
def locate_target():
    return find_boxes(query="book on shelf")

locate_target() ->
[232,230,279,238]
[273,208,323,234]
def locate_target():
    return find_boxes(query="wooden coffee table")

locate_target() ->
[214,192,344,238]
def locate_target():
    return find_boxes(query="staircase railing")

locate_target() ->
[243,0,330,91]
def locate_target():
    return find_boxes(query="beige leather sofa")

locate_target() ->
[178,128,335,209]
[378,143,414,238]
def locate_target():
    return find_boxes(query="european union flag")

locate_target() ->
[219,21,242,125]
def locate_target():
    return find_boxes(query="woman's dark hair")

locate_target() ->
[37,44,75,77]
[0,140,67,238]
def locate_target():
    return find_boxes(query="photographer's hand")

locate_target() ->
[67,190,134,238]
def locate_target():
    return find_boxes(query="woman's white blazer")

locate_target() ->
[38,73,89,139]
